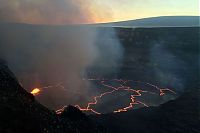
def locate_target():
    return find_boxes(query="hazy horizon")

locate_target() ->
[0,15,199,26]
[0,0,198,25]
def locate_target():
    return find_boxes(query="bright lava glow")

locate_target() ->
[31,78,176,115]
[74,79,176,114]
[31,88,41,96]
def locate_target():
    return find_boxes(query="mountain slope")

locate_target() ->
[97,16,200,27]
[0,59,106,133]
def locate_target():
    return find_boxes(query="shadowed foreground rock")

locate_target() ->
[0,59,107,133]
[91,87,200,133]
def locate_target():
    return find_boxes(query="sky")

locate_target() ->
[0,0,199,24]
[98,0,199,22]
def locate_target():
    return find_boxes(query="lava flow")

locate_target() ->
[30,78,176,115]
[30,82,65,96]
[31,88,41,96]
[75,79,176,115]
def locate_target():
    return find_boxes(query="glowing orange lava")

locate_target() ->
[74,79,176,115]
[30,78,176,115]
[31,88,41,96]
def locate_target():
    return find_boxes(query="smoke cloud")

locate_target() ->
[0,0,112,24]
[150,42,186,92]
[0,0,122,110]
[0,22,123,109]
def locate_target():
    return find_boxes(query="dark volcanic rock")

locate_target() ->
[0,59,107,133]
[60,105,88,121]
[91,88,200,133]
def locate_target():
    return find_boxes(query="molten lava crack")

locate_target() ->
[30,79,176,115]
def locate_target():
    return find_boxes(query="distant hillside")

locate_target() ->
[1,16,199,27]
[97,16,200,27]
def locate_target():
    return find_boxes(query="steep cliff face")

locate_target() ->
[0,59,106,133]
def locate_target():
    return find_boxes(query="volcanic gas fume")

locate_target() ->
[0,22,124,109]
[0,0,111,24]
[0,25,97,109]
[150,42,186,92]
[0,0,124,110]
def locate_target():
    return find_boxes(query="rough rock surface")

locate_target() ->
[0,59,107,133]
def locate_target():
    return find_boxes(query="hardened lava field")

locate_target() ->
[31,78,176,115]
